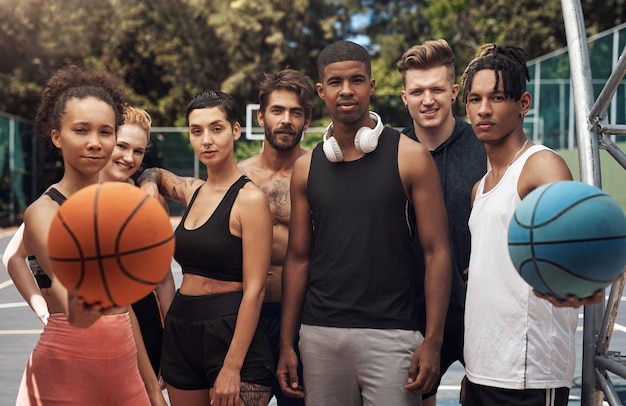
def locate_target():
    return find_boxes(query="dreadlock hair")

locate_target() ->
[461,44,530,104]
[317,40,371,81]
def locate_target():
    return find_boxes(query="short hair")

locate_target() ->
[317,40,371,80]
[258,69,316,120]
[185,90,239,126]
[123,105,152,142]
[36,64,125,138]
[461,44,530,103]
[396,39,456,85]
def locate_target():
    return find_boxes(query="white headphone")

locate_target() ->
[322,111,384,162]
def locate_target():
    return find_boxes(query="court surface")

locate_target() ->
[1,229,625,405]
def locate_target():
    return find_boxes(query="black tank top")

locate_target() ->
[303,127,417,330]
[174,176,250,282]
[28,187,67,289]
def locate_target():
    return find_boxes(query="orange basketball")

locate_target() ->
[47,182,175,307]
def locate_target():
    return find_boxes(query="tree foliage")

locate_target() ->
[0,0,622,210]
[1,0,620,126]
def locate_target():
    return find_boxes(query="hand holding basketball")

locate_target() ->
[47,182,175,307]
[508,181,626,301]
[533,289,604,308]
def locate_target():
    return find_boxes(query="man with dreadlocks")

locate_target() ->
[460,44,600,406]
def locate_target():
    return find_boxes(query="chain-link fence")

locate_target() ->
[0,112,36,226]
[526,21,626,149]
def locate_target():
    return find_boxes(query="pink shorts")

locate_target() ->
[16,313,149,405]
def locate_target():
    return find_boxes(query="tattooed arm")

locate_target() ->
[137,167,204,206]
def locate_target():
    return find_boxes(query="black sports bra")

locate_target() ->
[173,176,250,282]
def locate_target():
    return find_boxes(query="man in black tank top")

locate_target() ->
[277,41,452,406]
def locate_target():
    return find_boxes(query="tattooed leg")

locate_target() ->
[240,382,271,406]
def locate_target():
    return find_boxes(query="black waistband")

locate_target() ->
[27,256,52,289]
[168,290,243,321]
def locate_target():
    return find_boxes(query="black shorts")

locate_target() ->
[161,290,275,390]
[423,328,464,399]
[464,379,570,406]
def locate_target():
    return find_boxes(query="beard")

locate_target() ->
[265,125,304,151]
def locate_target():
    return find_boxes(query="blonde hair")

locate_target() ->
[122,104,152,142]
[396,39,456,85]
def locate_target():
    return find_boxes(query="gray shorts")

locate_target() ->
[299,324,423,406]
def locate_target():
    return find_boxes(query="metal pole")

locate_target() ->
[594,368,621,406]
[599,134,626,170]
[588,45,626,121]
[561,0,604,405]
[533,61,541,143]
[598,271,625,354]
[594,355,626,381]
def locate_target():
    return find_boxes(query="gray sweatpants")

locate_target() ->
[299,324,423,406]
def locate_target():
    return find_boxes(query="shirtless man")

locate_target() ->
[238,68,316,405]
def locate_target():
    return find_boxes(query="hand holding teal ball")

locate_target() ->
[508,181,626,303]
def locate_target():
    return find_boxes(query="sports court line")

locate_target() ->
[0,301,27,309]
[0,279,14,290]
[0,329,42,335]
[613,323,626,333]
[0,229,19,238]
[438,384,461,391]
[576,312,626,333]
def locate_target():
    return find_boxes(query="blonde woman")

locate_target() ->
[98,105,175,377]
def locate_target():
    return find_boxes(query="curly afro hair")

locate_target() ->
[36,64,126,138]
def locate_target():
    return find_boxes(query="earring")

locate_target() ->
[520,113,524,118]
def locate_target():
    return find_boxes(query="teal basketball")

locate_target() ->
[508,181,626,299]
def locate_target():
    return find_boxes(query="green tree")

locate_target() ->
[426,0,626,63]
[198,0,335,105]
[1,0,624,220]
[0,0,117,117]
[102,0,224,126]
[370,38,411,127]
[0,0,121,195]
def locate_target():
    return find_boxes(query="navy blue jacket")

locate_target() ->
[403,117,487,333]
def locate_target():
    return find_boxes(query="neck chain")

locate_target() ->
[508,139,529,167]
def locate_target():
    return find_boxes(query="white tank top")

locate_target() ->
[465,144,578,389]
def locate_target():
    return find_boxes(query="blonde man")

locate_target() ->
[397,39,487,405]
